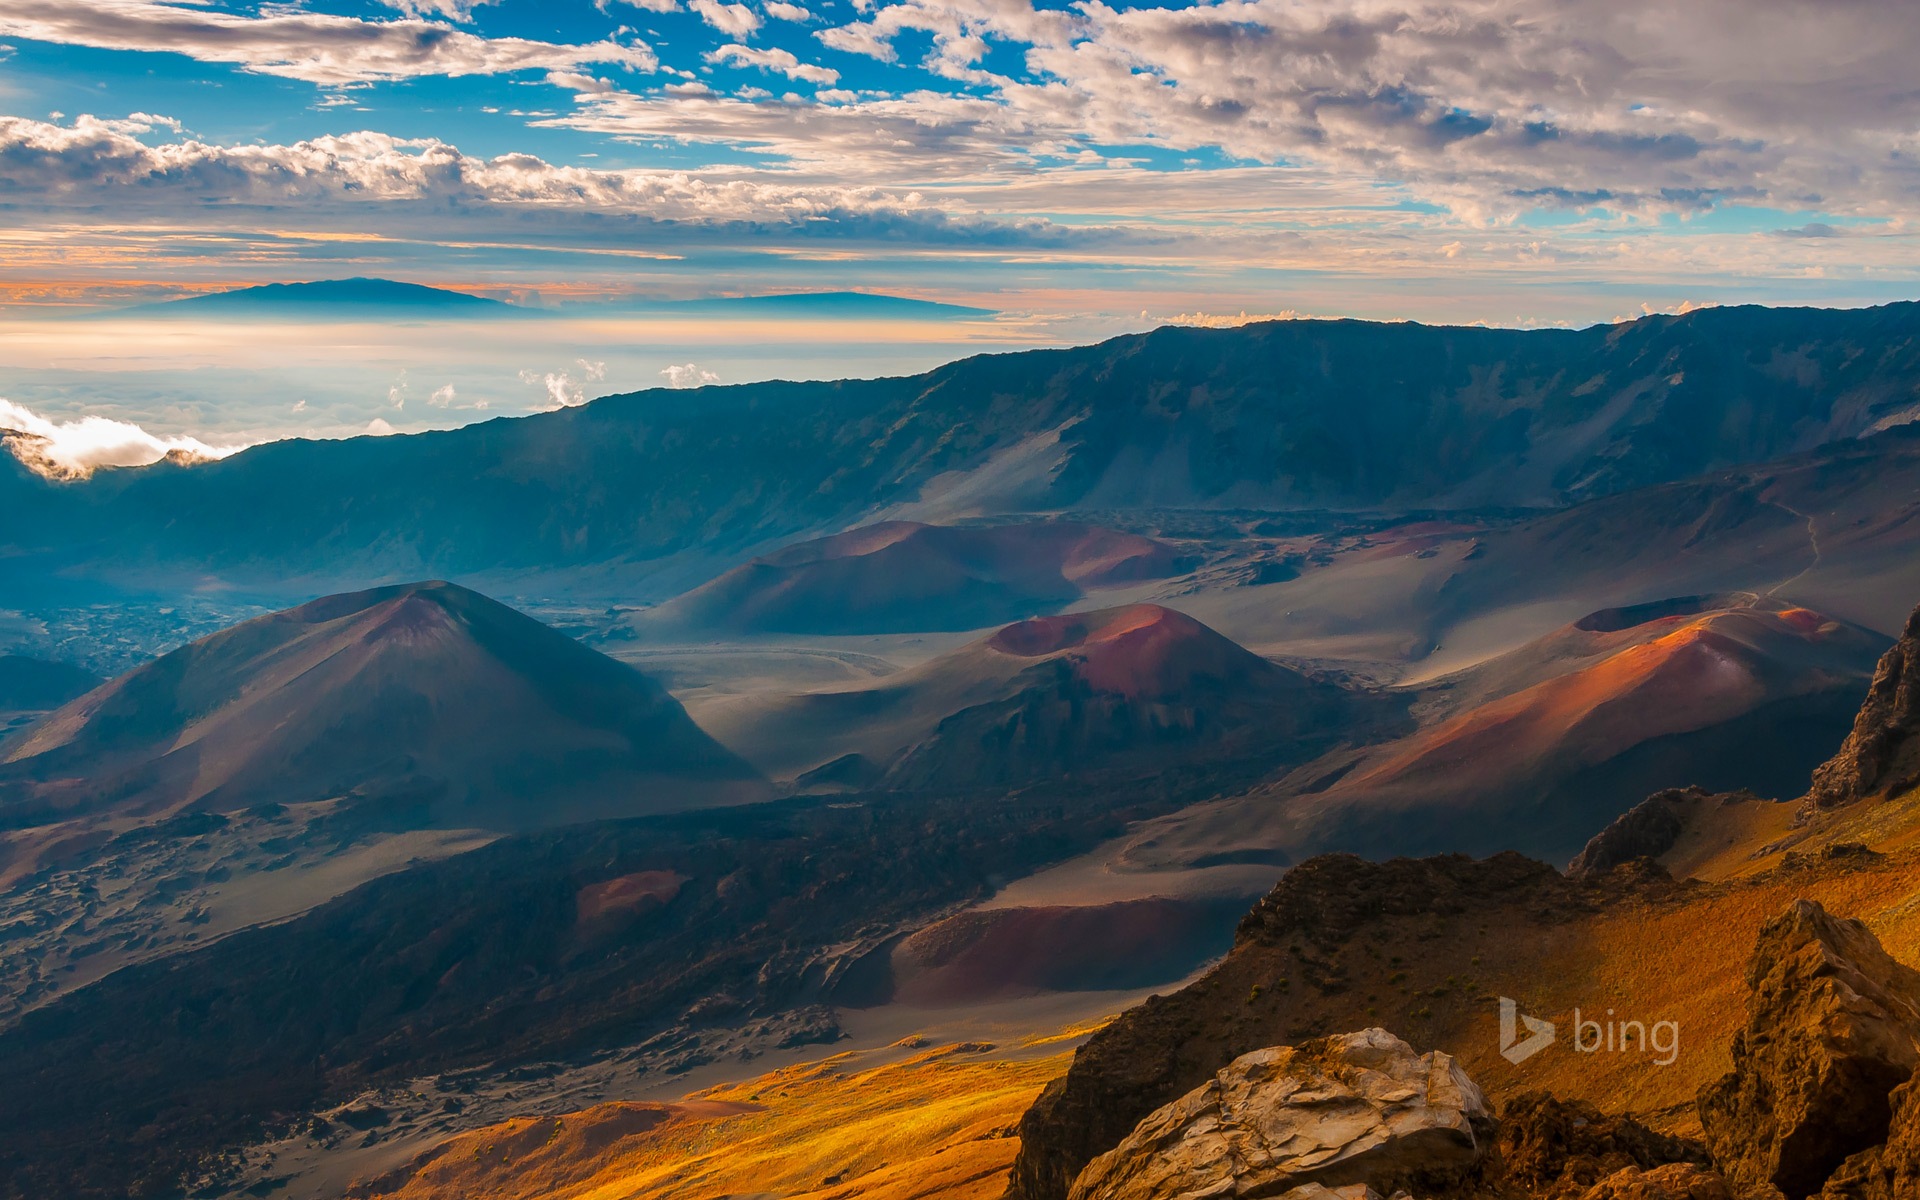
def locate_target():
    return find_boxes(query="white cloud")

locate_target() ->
[0,0,656,86]
[709,44,838,85]
[660,362,720,387]
[428,383,457,407]
[376,0,496,19]
[519,360,607,410]
[764,1,813,20]
[0,115,1077,252]
[688,0,763,38]
[0,397,247,481]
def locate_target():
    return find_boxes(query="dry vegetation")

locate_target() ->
[354,1042,1074,1200]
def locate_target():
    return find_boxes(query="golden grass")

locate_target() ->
[357,1043,1070,1200]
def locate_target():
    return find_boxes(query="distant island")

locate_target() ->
[129,277,518,317]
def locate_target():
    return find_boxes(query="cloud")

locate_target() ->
[376,0,496,19]
[0,0,656,86]
[792,0,1920,218]
[0,397,246,481]
[688,0,763,38]
[709,44,838,85]
[660,362,720,387]
[764,1,813,20]
[0,115,1090,252]
[1776,222,1845,239]
[520,359,607,410]
[428,383,458,407]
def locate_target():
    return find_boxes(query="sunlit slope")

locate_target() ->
[1123,599,1881,868]
[352,1043,1071,1200]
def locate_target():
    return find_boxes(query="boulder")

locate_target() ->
[1806,603,1920,810]
[1065,1028,1490,1200]
[1698,900,1920,1199]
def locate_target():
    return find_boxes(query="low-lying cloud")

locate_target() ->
[0,398,247,481]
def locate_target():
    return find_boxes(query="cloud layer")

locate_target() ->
[0,398,247,480]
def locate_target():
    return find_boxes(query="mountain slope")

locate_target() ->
[1114,598,1885,871]
[11,302,1920,594]
[697,604,1399,789]
[0,581,766,839]
[648,520,1184,635]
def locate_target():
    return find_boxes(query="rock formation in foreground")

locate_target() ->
[1699,899,1920,1199]
[1066,1028,1490,1200]
[1806,601,1920,810]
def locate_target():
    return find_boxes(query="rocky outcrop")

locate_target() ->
[1065,1029,1490,1200]
[1566,788,1698,877]
[1806,603,1920,810]
[1006,852,1668,1200]
[1497,1092,1712,1197]
[1820,1065,1920,1199]
[1698,900,1920,1199]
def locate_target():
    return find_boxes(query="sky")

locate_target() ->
[0,0,1918,458]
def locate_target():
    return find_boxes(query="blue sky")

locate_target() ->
[0,0,1914,322]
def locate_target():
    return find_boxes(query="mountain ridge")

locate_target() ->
[10,301,1920,596]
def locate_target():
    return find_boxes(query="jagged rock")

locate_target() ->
[1064,1028,1490,1200]
[1806,603,1920,810]
[1819,1065,1920,1199]
[1498,1092,1711,1197]
[1567,788,1699,877]
[1579,1163,1732,1200]
[1698,900,1920,1199]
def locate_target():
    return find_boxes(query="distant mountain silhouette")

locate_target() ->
[0,581,767,839]
[128,278,516,318]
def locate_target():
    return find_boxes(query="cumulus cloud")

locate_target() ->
[0,398,247,481]
[0,0,656,86]
[377,0,496,18]
[659,362,720,387]
[764,1,813,21]
[520,359,608,410]
[787,0,1920,217]
[708,44,838,85]
[688,0,763,38]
